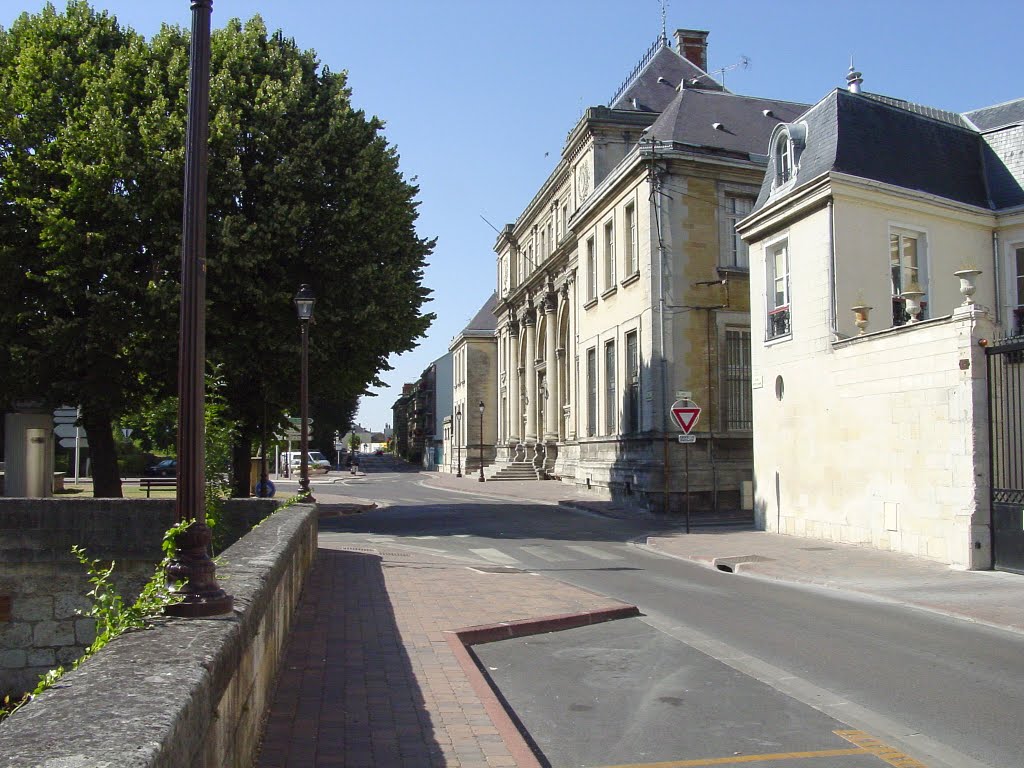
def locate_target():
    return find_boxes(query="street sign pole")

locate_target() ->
[669,398,702,533]
[685,437,690,534]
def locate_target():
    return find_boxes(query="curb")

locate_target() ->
[444,604,641,768]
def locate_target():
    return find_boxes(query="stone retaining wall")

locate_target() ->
[0,501,317,768]
[0,497,277,698]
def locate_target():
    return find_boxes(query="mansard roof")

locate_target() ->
[609,41,724,114]
[644,88,809,158]
[753,88,1022,212]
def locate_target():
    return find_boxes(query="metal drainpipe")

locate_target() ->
[992,231,1001,326]
[828,199,838,339]
[648,146,671,514]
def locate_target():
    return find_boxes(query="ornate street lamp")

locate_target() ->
[478,400,485,482]
[455,405,462,477]
[294,284,315,501]
[166,0,232,617]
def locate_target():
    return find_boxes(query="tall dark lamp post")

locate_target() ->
[295,284,315,501]
[165,0,232,617]
[478,400,485,482]
[455,406,462,477]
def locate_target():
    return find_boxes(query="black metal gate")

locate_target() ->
[987,334,1024,573]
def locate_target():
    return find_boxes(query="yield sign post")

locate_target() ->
[668,398,700,535]
[670,400,701,434]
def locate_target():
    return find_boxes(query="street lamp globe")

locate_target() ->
[294,283,316,321]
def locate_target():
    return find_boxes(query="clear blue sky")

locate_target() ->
[2,1,1020,432]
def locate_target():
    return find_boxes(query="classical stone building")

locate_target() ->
[738,70,1024,568]
[448,293,498,475]
[492,29,805,512]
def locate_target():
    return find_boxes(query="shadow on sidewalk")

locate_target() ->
[256,548,444,767]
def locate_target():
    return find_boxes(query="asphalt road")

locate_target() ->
[313,459,1024,768]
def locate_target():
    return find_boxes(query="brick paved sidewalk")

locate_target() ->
[255,504,631,767]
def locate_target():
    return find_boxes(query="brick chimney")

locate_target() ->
[674,29,709,72]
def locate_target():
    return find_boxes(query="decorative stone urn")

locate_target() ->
[851,305,872,335]
[901,287,926,323]
[953,268,982,306]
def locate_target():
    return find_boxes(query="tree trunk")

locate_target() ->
[230,437,252,498]
[81,406,122,498]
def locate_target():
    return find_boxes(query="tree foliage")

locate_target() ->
[0,4,434,496]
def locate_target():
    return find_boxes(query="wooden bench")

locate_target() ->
[139,477,177,497]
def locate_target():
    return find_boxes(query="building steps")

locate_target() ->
[485,462,547,481]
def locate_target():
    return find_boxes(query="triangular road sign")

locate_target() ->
[670,405,701,434]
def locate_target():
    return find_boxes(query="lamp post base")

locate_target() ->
[165,521,233,617]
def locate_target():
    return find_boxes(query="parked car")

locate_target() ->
[280,451,331,474]
[144,458,177,477]
[374,448,384,456]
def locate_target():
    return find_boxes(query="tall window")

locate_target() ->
[1015,246,1024,335]
[604,340,616,434]
[604,220,616,290]
[586,237,597,301]
[890,229,927,325]
[724,195,754,268]
[775,134,792,185]
[766,239,790,339]
[624,203,638,276]
[548,221,554,256]
[560,203,568,239]
[586,348,597,437]
[625,331,640,432]
[724,329,752,430]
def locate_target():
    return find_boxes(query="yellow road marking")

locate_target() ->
[598,747,867,767]
[834,730,930,767]
[598,729,930,768]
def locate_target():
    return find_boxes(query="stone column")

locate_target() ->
[543,291,558,442]
[508,323,520,444]
[565,277,577,440]
[523,309,538,443]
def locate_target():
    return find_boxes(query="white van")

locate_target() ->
[280,451,331,474]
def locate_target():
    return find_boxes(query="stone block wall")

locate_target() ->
[0,501,316,768]
[0,497,276,698]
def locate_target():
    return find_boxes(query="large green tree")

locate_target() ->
[0,3,180,497]
[201,18,433,494]
[0,5,433,497]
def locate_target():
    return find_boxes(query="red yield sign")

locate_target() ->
[670,400,701,434]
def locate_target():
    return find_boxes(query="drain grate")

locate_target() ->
[337,546,411,558]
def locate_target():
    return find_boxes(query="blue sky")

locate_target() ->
[2,1,1021,432]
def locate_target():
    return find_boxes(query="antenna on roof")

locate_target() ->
[479,214,501,235]
[718,55,750,87]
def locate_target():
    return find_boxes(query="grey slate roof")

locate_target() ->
[462,291,498,334]
[753,88,1023,212]
[963,98,1024,131]
[609,43,723,114]
[645,88,809,158]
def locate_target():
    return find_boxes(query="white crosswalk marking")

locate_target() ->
[410,535,438,540]
[564,544,623,561]
[469,547,521,565]
[520,545,572,562]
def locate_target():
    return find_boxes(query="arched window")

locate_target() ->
[776,134,792,185]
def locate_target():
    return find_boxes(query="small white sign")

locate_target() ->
[752,375,763,389]
[675,390,691,400]
[678,434,696,444]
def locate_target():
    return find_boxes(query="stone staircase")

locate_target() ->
[484,461,546,481]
